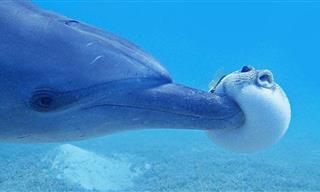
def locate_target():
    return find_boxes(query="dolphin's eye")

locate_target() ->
[37,96,53,108]
[30,89,60,112]
[241,65,253,73]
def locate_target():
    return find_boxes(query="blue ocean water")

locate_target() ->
[0,1,319,191]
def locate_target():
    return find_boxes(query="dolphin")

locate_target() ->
[0,1,291,153]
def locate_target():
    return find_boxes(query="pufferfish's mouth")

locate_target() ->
[256,70,274,88]
[209,66,276,94]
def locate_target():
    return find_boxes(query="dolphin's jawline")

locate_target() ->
[28,77,169,113]
[81,103,242,122]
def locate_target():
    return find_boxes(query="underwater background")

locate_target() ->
[0,1,319,191]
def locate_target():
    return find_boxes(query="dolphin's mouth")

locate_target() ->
[31,78,244,130]
[81,98,243,122]
[81,103,205,119]
[81,102,244,131]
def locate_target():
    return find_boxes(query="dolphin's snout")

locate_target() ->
[257,70,274,88]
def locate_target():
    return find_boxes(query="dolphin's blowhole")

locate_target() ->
[208,68,291,153]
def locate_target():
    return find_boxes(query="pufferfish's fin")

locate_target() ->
[208,68,227,93]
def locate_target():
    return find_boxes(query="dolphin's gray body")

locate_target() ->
[0,1,291,153]
[0,1,244,142]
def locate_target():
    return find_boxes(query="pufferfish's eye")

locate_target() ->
[29,89,60,112]
[240,65,253,73]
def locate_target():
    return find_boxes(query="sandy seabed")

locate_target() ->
[0,130,319,192]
